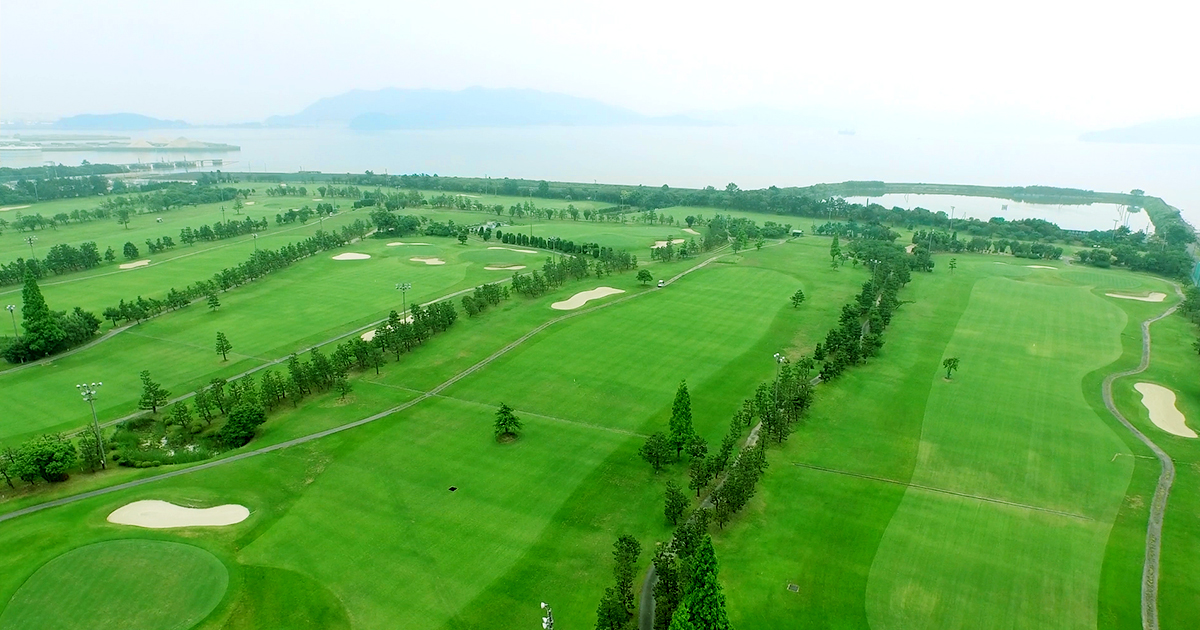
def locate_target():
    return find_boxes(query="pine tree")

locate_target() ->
[494,403,522,439]
[830,233,841,268]
[169,401,193,428]
[137,370,171,414]
[214,331,232,361]
[791,288,806,307]
[667,599,697,630]
[653,549,683,630]
[206,292,220,311]
[669,381,695,459]
[20,268,66,357]
[680,536,732,630]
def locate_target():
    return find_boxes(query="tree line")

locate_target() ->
[97,221,371,328]
[1,269,101,363]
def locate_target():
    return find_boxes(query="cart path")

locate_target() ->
[1101,284,1184,630]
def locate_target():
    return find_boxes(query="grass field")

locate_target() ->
[2,186,1198,630]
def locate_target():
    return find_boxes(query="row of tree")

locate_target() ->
[179,216,269,243]
[1,270,102,363]
[815,244,910,381]
[98,221,371,327]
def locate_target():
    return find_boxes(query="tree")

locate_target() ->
[207,292,220,311]
[216,403,266,447]
[457,231,468,245]
[103,246,116,262]
[664,480,689,525]
[169,401,193,428]
[653,549,683,630]
[0,447,18,487]
[20,268,66,358]
[637,269,653,285]
[334,376,352,400]
[668,381,695,459]
[77,430,103,473]
[943,357,960,379]
[122,241,139,259]
[639,432,671,472]
[215,331,232,361]
[494,402,522,440]
[829,234,841,268]
[790,288,806,307]
[137,370,171,414]
[689,457,714,496]
[679,536,732,630]
[15,434,78,482]
[949,257,957,273]
[116,207,132,229]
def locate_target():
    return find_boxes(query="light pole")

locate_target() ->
[76,382,106,470]
[773,352,789,417]
[24,235,37,259]
[220,205,226,224]
[540,602,554,630]
[5,305,18,341]
[396,282,411,317]
[252,233,258,251]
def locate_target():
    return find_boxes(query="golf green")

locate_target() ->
[0,539,227,630]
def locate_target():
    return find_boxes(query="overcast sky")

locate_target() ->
[2,0,1196,128]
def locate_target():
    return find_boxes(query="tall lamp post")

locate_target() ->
[5,305,17,341]
[773,352,789,416]
[24,235,37,259]
[396,282,412,318]
[252,233,258,251]
[540,602,554,630]
[76,382,106,470]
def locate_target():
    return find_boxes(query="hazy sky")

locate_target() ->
[2,0,1196,128]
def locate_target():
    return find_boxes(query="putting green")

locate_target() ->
[0,539,227,630]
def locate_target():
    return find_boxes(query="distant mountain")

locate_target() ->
[53,113,189,131]
[1081,116,1200,145]
[267,87,700,129]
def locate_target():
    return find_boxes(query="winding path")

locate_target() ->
[0,249,728,525]
[1101,284,1184,630]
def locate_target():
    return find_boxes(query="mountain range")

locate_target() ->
[1080,116,1200,145]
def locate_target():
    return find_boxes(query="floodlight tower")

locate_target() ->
[24,235,37,259]
[396,282,412,318]
[76,382,106,469]
[5,305,17,341]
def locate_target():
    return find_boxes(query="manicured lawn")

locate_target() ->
[0,539,227,630]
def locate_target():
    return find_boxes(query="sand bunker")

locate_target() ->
[683,228,701,235]
[1026,265,1056,270]
[652,239,686,248]
[243,201,255,205]
[905,244,917,253]
[1134,383,1197,438]
[312,198,323,201]
[485,264,526,270]
[410,257,446,265]
[1106,292,1167,303]
[119,259,151,270]
[387,241,432,246]
[361,330,377,342]
[0,204,31,212]
[488,246,537,254]
[551,287,626,310]
[107,500,250,528]
[332,253,371,260]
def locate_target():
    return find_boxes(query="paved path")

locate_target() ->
[1100,284,1184,630]
[0,250,728,525]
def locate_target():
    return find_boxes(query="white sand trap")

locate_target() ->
[0,204,31,212]
[312,198,323,201]
[107,500,250,528]
[410,257,446,265]
[332,252,371,260]
[683,228,701,235]
[551,287,626,310]
[1106,291,1167,303]
[119,259,151,269]
[387,241,432,246]
[1134,383,1197,438]
[488,246,537,254]
[361,330,377,342]
[243,201,255,205]
[485,265,526,271]
[1026,265,1057,269]
[905,244,916,253]
[652,239,686,248]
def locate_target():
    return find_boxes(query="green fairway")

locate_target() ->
[1,192,1197,630]
[0,539,228,630]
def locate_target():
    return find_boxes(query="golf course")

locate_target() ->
[0,176,1197,630]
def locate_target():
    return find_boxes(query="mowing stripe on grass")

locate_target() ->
[792,461,1092,521]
